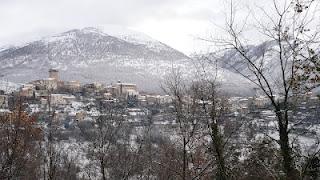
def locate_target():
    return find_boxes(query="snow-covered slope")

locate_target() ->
[201,40,320,94]
[95,25,172,52]
[0,27,192,92]
[0,26,263,95]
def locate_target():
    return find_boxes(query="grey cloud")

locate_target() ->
[0,0,235,53]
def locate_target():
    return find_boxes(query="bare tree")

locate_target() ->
[80,100,130,180]
[162,69,227,180]
[208,0,320,178]
[163,70,190,179]
[0,99,42,180]
[39,91,61,180]
[199,82,230,180]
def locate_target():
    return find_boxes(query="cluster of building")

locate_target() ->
[228,96,271,114]
[229,87,319,115]
[20,69,80,98]
[0,69,174,126]
[0,69,318,129]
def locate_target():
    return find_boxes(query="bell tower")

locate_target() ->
[49,69,59,81]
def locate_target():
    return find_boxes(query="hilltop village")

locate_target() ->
[0,69,319,179]
[1,69,173,124]
[0,69,318,130]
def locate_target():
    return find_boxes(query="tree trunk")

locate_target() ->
[100,157,106,180]
[183,137,187,180]
[276,111,296,180]
[212,122,227,180]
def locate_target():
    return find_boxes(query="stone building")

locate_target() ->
[49,69,59,81]
[114,81,138,97]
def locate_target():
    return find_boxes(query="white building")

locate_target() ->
[50,94,76,106]
[65,81,81,91]
[254,96,270,107]
[50,94,66,105]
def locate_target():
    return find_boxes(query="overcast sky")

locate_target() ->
[0,0,286,54]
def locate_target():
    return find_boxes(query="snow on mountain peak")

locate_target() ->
[86,25,170,51]
[38,25,170,52]
[96,25,156,43]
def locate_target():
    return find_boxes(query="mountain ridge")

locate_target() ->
[0,27,192,93]
[2,27,292,95]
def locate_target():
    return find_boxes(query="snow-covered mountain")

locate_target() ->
[0,27,195,92]
[0,26,270,95]
[200,40,320,94]
[94,25,172,52]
